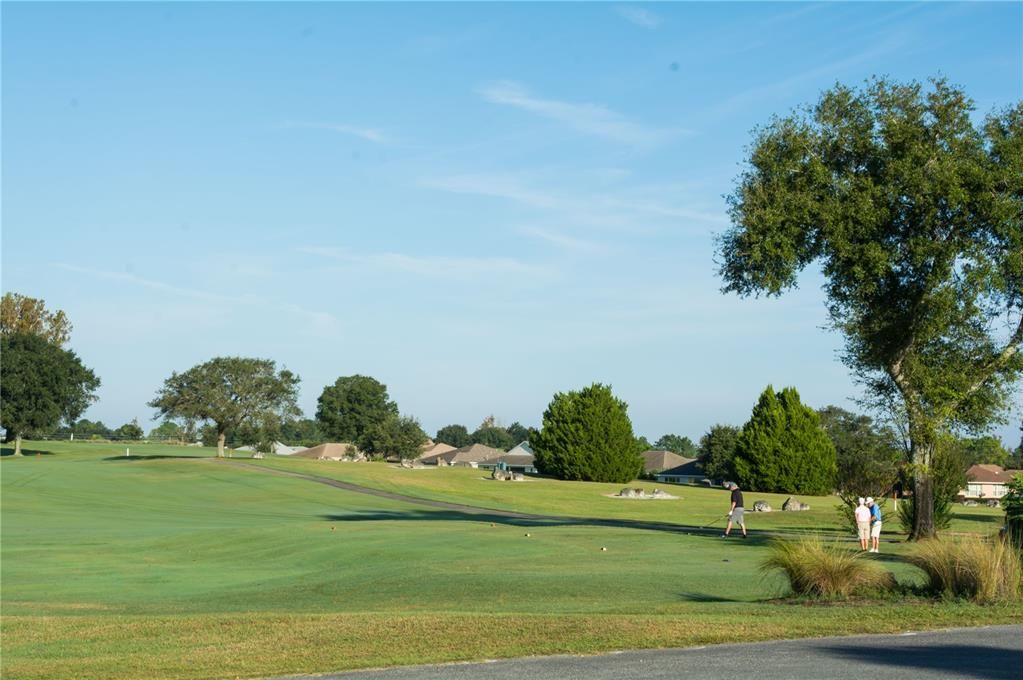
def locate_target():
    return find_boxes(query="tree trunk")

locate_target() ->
[912,473,936,540]
[14,434,23,456]
[909,432,937,540]
[217,431,225,458]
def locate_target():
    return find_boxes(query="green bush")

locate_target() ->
[734,386,836,495]
[909,537,1022,604]
[898,493,954,534]
[532,383,643,483]
[760,535,895,599]
[1004,474,1023,546]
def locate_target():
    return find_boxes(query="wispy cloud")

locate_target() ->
[56,264,237,303]
[615,6,661,29]
[297,246,546,279]
[478,81,684,146]
[283,121,390,143]
[519,227,607,254]
[422,172,728,232]
[708,31,910,117]
[57,263,343,333]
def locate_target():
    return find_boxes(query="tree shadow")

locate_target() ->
[1,447,54,457]
[319,509,782,545]
[954,511,1001,524]
[676,591,741,603]
[320,509,717,535]
[820,643,1023,679]
[102,454,213,461]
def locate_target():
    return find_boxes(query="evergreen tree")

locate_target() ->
[733,386,836,495]
[654,434,697,457]
[531,383,643,483]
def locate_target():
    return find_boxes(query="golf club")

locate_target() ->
[698,514,730,530]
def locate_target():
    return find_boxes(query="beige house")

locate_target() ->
[961,464,1022,500]
[417,441,456,461]
[291,442,362,461]
[419,443,505,467]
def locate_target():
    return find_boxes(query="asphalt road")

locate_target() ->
[289,625,1023,680]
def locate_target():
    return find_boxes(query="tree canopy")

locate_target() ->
[733,385,837,495]
[435,424,472,448]
[366,415,429,464]
[471,420,516,451]
[0,293,73,347]
[1,333,100,455]
[718,77,1023,537]
[697,424,740,482]
[149,357,300,457]
[531,383,643,483]
[316,375,398,451]
[818,405,902,528]
[654,434,697,457]
[114,419,145,441]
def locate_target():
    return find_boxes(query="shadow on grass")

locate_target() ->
[954,511,1002,524]
[677,591,742,603]
[320,510,784,545]
[820,643,1023,679]
[1,447,54,457]
[102,455,213,461]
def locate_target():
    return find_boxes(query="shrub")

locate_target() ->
[898,493,953,534]
[1004,474,1023,546]
[760,535,895,599]
[531,383,643,483]
[733,386,836,495]
[909,537,1022,604]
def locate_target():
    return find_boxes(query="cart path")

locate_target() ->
[213,459,824,539]
[280,624,1023,680]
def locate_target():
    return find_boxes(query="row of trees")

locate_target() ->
[148,363,431,461]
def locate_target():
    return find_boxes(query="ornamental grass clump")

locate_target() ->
[909,536,1022,604]
[761,535,895,599]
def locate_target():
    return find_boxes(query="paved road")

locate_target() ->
[286,625,1022,680]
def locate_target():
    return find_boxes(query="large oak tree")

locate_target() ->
[718,78,1023,538]
[149,357,300,457]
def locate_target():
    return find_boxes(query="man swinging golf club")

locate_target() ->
[723,482,747,538]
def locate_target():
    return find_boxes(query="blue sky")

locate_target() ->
[3,2,1021,445]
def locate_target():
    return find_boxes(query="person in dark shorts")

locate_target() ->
[723,482,747,538]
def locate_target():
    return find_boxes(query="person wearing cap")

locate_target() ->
[723,482,747,538]
[854,497,871,551]
[866,497,882,553]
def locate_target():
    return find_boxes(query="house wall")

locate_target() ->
[964,481,1007,499]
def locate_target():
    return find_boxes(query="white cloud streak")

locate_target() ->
[478,81,684,146]
[422,172,728,232]
[615,6,661,29]
[296,247,546,279]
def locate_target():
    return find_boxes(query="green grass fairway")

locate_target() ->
[2,442,1019,679]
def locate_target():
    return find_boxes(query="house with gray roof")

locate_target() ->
[654,458,706,485]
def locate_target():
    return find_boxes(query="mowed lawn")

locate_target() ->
[2,442,1019,680]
